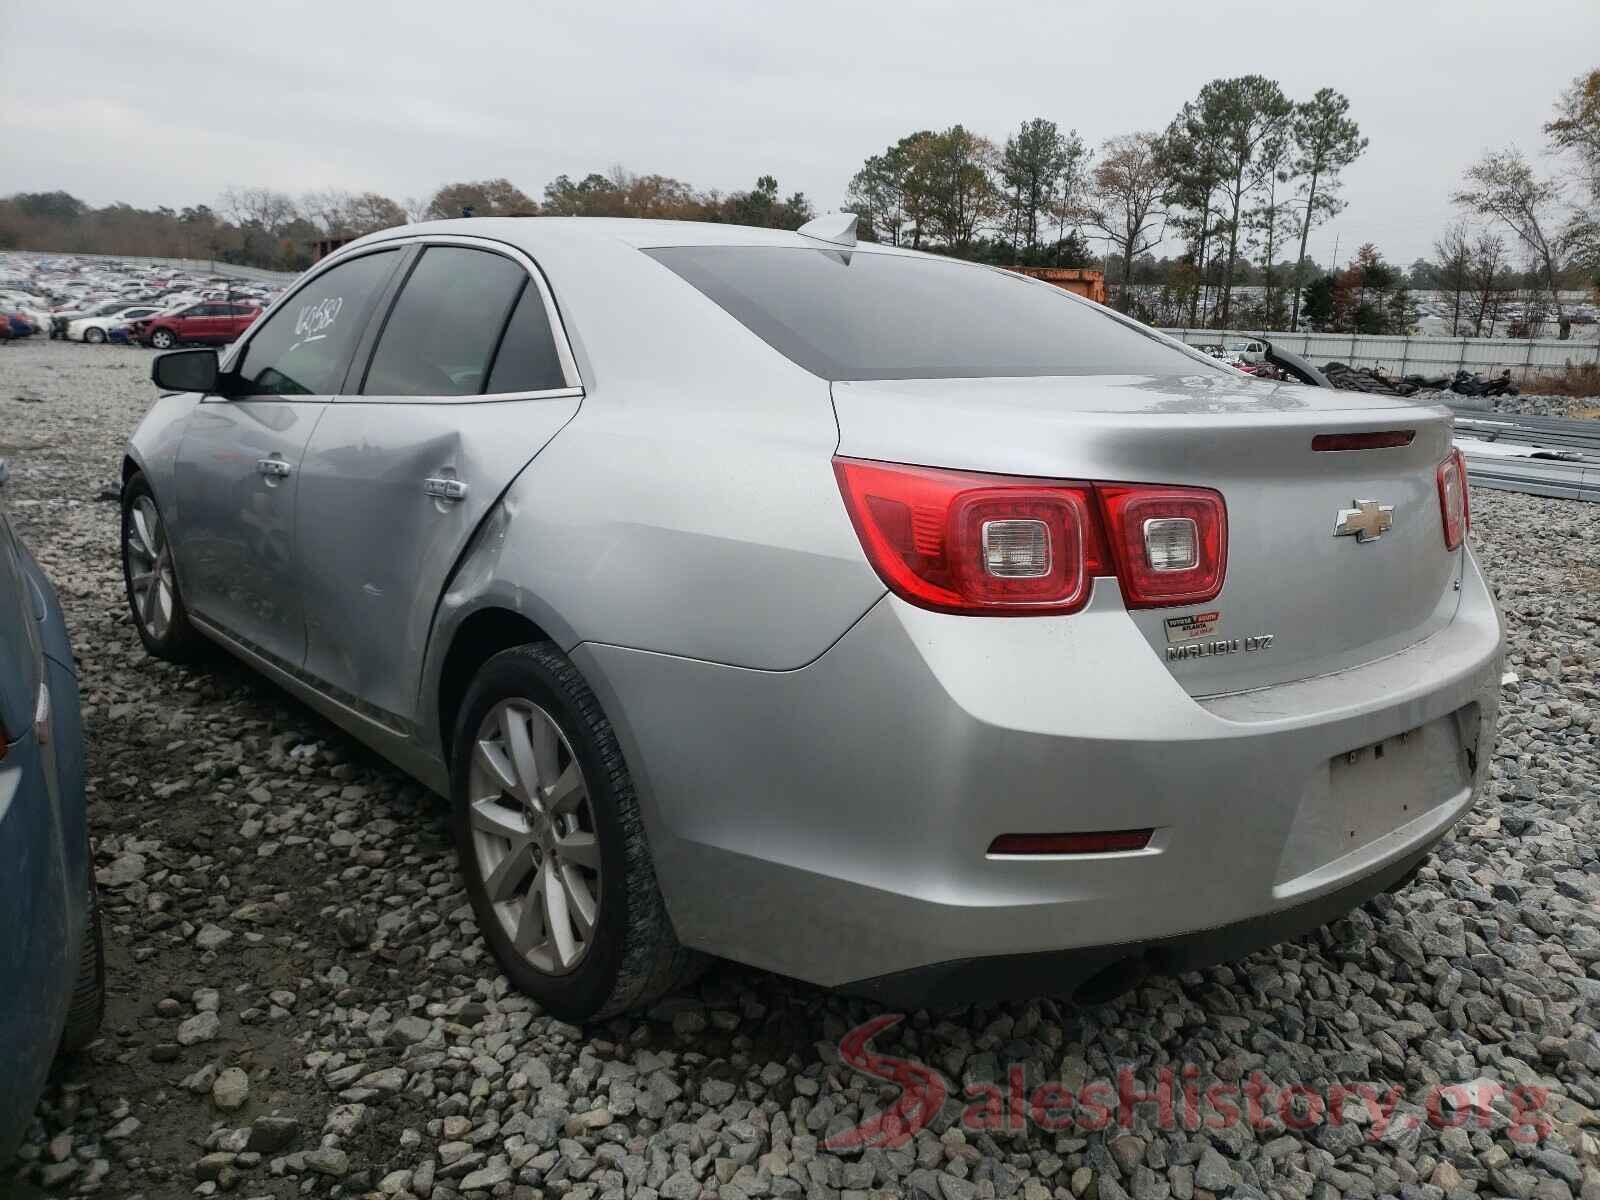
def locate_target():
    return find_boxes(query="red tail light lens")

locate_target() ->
[1097,485,1228,608]
[833,458,1228,615]
[832,459,1108,614]
[1437,448,1469,550]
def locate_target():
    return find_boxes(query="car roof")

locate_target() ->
[345,215,927,258]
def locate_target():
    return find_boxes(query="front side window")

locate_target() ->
[236,250,398,396]
[647,246,1224,382]
[362,247,526,397]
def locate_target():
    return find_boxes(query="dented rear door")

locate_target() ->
[294,240,582,730]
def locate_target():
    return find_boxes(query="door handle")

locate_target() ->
[423,477,469,502]
[257,458,292,478]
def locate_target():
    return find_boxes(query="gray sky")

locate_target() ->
[2,0,1594,268]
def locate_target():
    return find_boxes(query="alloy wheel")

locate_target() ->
[126,496,176,641]
[467,700,601,975]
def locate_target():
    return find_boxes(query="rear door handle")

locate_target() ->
[257,458,292,478]
[423,477,468,502]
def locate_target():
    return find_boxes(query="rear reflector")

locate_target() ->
[989,830,1154,856]
[1312,430,1416,452]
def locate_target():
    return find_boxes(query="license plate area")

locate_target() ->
[1276,708,1475,885]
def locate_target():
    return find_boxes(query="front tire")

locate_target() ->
[451,643,701,1021]
[84,327,106,344]
[121,472,202,662]
[150,329,176,349]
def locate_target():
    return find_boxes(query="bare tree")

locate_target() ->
[219,186,298,236]
[1465,231,1509,337]
[1082,132,1171,308]
[1544,69,1600,284]
[1453,149,1569,337]
[1545,68,1600,202]
[1433,220,1473,334]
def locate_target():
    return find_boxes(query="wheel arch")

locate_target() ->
[435,607,555,760]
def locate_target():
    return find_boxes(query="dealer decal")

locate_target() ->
[1164,611,1221,644]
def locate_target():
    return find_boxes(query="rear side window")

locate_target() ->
[646,246,1221,382]
[237,250,397,396]
[362,247,525,397]
[484,282,567,393]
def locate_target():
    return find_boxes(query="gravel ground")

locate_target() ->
[1414,393,1600,420]
[3,337,1599,1200]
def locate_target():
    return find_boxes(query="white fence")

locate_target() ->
[7,250,298,286]
[1158,328,1600,381]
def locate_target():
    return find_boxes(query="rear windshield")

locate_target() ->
[645,246,1220,382]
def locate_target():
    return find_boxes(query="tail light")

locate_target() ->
[831,460,1108,614]
[1436,449,1470,550]
[1097,485,1228,608]
[833,458,1226,616]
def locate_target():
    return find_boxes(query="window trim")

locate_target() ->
[218,244,407,401]
[337,233,584,406]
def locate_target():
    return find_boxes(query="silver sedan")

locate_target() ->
[122,215,1503,1019]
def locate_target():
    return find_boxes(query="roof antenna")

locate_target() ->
[797,212,857,248]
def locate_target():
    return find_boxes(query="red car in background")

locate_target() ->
[131,301,261,349]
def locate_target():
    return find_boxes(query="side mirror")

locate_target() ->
[151,348,220,394]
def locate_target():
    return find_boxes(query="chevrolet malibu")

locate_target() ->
[122,216,1502,1020]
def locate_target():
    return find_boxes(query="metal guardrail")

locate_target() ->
[1458,450,1600,503]
[1160,327,1600,382]
[1447,408,1600,502]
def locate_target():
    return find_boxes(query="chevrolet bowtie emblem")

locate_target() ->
[1334,499,1394,543]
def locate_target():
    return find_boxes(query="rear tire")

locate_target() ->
[59,875,104,1054]
[84,327,106,344]
[121,472,203,662]
[450,643,702,1021]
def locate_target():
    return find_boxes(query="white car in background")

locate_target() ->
[67,305,168,344]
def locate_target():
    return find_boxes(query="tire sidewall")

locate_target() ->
[151,330,175,348]
[450,648,632,1020]
[86,327,105,344]
[120,473,185,657]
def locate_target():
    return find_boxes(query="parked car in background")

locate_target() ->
[124,216,1501,1020]
[5,312,39,339]
[131,301,261,349]
[0,459,102,1160]
[1225,339,1267,364]
[49,298,130,339]
[68,305,168,344]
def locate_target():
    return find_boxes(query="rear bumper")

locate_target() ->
[578,546,1502,997]
[845,840,1434,1008]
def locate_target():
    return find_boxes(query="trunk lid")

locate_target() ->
[831,373,1463,696]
